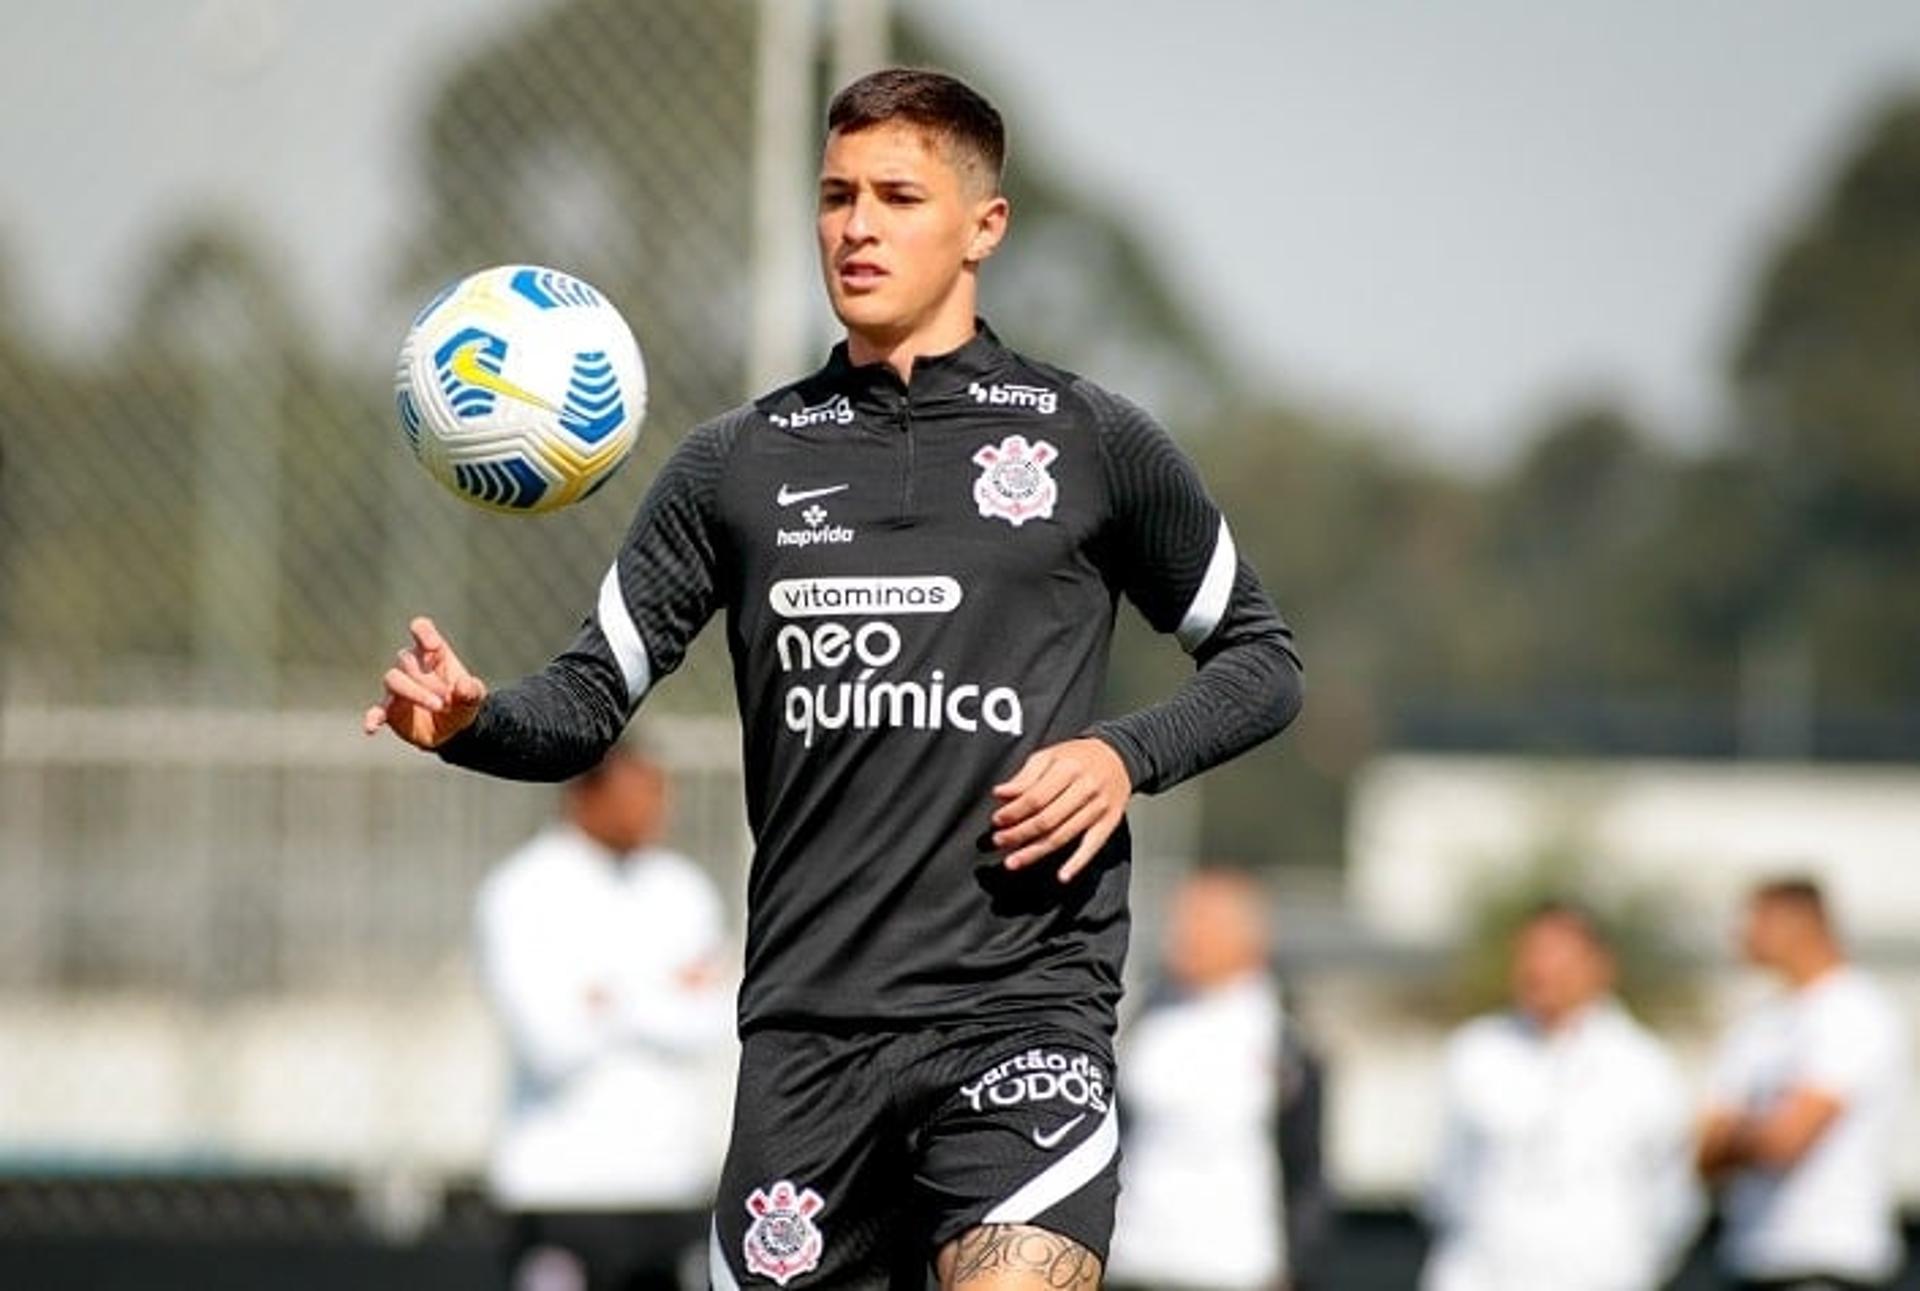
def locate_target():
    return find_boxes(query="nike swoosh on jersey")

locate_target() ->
[448,341,558,413]
[777,483,851,507]
[1030,1113,1087,1150]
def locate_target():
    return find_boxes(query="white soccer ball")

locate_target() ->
[394,265,646,513]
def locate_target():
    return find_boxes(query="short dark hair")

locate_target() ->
[569,730,659,789]
[826,67,1005,191]
[1753,874,1830,923]
[1520,898,1611,951]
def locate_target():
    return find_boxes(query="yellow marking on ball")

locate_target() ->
[448,340,558,413]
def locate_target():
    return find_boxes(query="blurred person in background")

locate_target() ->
[1697,877,1909,1291]
[1423,902,1699,1291]
[1107,868,1333,1291]
[475,737,733,1291]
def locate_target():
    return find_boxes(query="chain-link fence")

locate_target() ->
[0,0,842,1218]
[0,0,772,708]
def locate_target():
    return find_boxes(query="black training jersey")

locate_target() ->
[442,325,1302,1043]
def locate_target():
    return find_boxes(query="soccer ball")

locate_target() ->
[394,265,646,513]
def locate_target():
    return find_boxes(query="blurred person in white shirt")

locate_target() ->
[1697,876,1909,1291]
[1423,901,1700,1291]
[1108,868,1332,1291]
[475,738,734,1291]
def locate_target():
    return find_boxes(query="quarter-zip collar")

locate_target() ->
[823,319,1010,413]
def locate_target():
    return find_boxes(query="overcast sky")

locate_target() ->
[908,0,1920,461]
[3,1,1918,464]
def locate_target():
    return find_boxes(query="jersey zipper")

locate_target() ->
[898,393,916,517]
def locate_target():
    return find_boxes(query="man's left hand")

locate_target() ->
[991,738,1132,882]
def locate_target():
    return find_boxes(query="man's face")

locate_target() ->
[576,755,667,853]
[1741,897,1796,969]
[816,123,1003,345]
[1511,917,1611,1027]
[1165,876,1267,991]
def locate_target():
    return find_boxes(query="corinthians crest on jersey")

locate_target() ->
[743,1179,826,1285]
[972,434,1059,527]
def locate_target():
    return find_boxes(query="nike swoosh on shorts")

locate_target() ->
[1030,1113,1087,1150]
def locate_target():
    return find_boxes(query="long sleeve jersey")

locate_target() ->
[443,324,1302,1044]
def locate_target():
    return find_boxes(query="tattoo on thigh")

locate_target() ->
[947,1224,1101,1290]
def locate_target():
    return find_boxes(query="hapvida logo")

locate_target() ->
[775,498,855,548]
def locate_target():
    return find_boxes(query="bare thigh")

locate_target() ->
[937,1224,1102,1291]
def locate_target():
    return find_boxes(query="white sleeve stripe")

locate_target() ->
[709,1219,741,1291]
[595,563,651,710]
[1175,517,1237,652]
[982,1106,1119,1226]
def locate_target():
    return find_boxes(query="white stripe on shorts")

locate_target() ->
[709,1217,741,1291]
[595,562,652,709]
[981,1105,1119,1226]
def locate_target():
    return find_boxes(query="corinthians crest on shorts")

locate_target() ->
[972,435,1059,527]
[743,1179,826,1285]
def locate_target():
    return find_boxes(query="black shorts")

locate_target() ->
[709,1021,1120,1289]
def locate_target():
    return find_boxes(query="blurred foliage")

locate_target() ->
[1729,92,1920,703]
[2,3,1919,864]
[1173,91,1920,859]
[0,219,394,699]
[380,0,762,695]
[1442,840,1700,1027]
[845,21,1238,436]
[402,0,756,441]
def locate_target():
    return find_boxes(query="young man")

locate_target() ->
[1698,878,1908,1291]
[367,68,1302,1290]
[1423,903,1700,1291]
[475,741,732,1291]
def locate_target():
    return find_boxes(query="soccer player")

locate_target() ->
[366,68,1302,1290]
[1423,903,1700,1291]
[1697,878,1908,1291]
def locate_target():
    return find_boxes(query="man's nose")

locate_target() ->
[843,193,877,243]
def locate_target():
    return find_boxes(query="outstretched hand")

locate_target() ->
[362,616,487,749]
[991,737,1132,883]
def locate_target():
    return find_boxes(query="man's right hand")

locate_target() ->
[362,616,487,749]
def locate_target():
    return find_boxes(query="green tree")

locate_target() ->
[1183,402,1482,862]
[891,23,1238,424]
[1479,403,1680,694]
[1729,91,1920,703]
[0,219,395,693]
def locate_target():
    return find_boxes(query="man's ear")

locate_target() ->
[965,195,1010,265]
